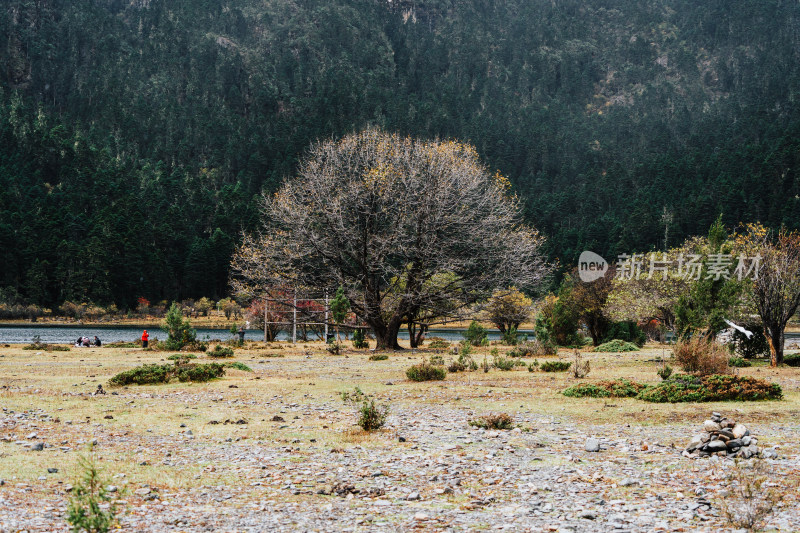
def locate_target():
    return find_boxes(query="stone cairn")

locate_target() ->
[683,412,760,459]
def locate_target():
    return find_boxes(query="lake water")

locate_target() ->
[0,325,524,344]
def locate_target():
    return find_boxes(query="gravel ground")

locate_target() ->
[1,348,799,532]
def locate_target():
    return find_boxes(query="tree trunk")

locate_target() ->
[408,322,418,348]
[765,323,784,367]
[414,324,428,347]
[374,320,403,350]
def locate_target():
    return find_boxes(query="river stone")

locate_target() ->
[726,439,743,449]
[732,423,748,439]
[703,420,721,433]
[742,436,751,446]
[585,438,601,452]
[31,442,44,451]
[762,448,778,459]
[706,440,727,451]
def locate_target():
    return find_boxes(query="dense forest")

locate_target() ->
[1,0,799,310]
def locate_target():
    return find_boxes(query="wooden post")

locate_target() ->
[324,290,329,341]
[292,290,297,344]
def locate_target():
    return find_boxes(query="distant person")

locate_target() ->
[237,325,246,345]
[93,336,102,347]
[82,336,91,347]
[75,337,82,347]
[141,330,149,348]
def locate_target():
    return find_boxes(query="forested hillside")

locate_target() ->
[1,0,799,309]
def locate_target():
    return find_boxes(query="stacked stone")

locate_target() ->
[683,412,760,459]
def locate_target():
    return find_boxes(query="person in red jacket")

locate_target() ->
[141,330,149,348]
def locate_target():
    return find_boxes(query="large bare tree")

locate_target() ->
[736,223,800,366]
[230,129,552,349]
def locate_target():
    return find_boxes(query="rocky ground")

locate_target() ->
[0,343,798,532]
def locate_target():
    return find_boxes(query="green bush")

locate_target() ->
[731,320,770,359]
[493,356,524,371]
[67,450,122,533]
[368,354,388,361]
[502,326,522,345]
[427,337,451,351]
[563,378,648,398]
[357,400,388,431]
[352,329,369,349]
[175,363,225,382]
[207,345,234,358]
[637,374,782,403]
[464,321,489,346]
[326,341,342,355]
[468,413,513,430]
[406,362,447,381]
[108,362,225,386]
[603,320,646,347]
[782,354,800,367]
[108,364,172,386]
[167,353,197,361]
[429,354,445,366]
[657,364,673,380]
[728,356,752,368]
[163,302,197,350]
[594,339,640,352]
[540,360,571,372]
[225,361,252,372]
[508,339,557,357]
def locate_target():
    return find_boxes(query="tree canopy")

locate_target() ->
[230,129,552,348]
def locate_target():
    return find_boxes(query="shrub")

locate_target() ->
[23,336,71,352]
[459,341,473,357]
[731,320,770,359]
[501,326,520,346]
[637,374,782,403]
[326,341,342,355]
[563,378,648,398]
[406,362,447,381]
[492,356,519,371]
[109,364,172,386]
[352,329,369,349]
[175,363,225,382]
[464,321,489,346]
[528,360,539,371]
[429,354,445,366]
[719,459,784,531]
[427,337,451,351]
[784,354,800,367]
[657,364,673,380]
[339,387,368,403]
[66,449,122,533]
[593,339,640,352]
[104,341,138,348]
[108,362,225,386]
[167,353,197,361]
[603,320,646,347]
[508,339,557,357]
[468,413,513,430]
[728,356,752,368]
[449,352,477,372]
[571,350,590,378]
[163,302,197,350]
[673,336,730,376]
[368,354,388,361]
[358,400,388,431]
[225,361,252,372]
[540,360,571,372]
[207,345,234,358]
